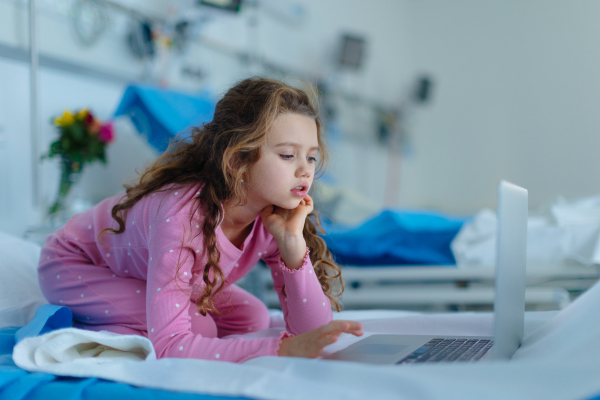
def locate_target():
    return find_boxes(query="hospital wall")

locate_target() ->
[400,0,600,213]
[1,0,600,237]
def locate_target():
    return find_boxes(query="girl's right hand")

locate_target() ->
[277,320,363,358]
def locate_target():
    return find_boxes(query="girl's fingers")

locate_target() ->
[293,194,313,215]
[303,194,313,207]
[305,322,364,357]
[326,335,339,345]
[302,195,314,212]
[318,321,344,334]
[320,320,363,335]
[260,205,275,219]
[315,333,341,350]
[315,334,337,348]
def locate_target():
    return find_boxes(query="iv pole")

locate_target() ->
[29,0,41,209]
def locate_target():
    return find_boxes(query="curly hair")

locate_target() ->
[99,77,344,316]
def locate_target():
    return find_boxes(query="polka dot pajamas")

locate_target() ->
[37,183,333,363]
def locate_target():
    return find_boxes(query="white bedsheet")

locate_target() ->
[452,193,600,267]
[13,279,600,400]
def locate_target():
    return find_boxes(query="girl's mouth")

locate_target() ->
[290,184,308,197]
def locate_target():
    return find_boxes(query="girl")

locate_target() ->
[37,77,363,363]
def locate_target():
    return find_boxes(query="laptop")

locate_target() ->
[324,180,528,364]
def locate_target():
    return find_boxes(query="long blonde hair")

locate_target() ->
[100,77,344,315]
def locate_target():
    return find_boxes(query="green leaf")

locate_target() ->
[72,124,85,141]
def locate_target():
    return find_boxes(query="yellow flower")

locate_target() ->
[54,110,75,127]
[76,108,89,120]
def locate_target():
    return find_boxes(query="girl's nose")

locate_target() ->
[296,163,312,178]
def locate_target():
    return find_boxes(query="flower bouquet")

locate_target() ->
[43,109,115,217]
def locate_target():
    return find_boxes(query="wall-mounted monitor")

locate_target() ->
[198,0,242,13]
[338,34,367,70]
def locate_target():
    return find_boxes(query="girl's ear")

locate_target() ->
[224,148,246,185]
[223,147,237,176]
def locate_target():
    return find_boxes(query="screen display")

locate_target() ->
[199,0,242,13]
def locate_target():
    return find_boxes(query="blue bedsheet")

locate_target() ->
[321,209,470,266]
[0,305,250,400]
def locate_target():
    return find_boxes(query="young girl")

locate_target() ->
[37,77,363,363]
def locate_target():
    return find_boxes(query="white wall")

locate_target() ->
[399,0,600,213]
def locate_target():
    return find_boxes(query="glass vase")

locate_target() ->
[48,156,83,224]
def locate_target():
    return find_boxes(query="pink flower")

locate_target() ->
[98,121,114,143]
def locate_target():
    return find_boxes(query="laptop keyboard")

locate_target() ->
[396,338,494,364]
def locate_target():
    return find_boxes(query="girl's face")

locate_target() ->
[246,113,319,210]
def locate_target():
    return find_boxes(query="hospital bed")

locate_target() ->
[245,206,599,312]
[255,264,593,311]
[2,230,600,400]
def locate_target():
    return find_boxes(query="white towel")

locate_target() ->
[13,327,155,370]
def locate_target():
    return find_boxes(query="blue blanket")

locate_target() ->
[113,85,215,153]
[0,305,249,400]
[321,209,469,266]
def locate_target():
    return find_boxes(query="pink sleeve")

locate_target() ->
[146,213,289,363]
[262,245,333,335]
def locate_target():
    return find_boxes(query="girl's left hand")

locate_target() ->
[261,194,313,269]
[261,194,313,238]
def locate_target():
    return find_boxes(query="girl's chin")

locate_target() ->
[272,199,302,210]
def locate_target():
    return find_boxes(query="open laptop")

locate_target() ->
[324,180,528,364]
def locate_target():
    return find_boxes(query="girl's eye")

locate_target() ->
[307,157,317,163]
[280,154,294,160]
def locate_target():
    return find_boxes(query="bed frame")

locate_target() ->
[245,262,600,311]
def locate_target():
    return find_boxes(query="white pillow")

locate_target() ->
[0,231,48,328]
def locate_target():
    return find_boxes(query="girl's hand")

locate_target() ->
[277,320,364,358]
[261,195,314,269]
[261,194,313,238]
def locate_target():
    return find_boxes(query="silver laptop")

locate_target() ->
[324,180,528,364]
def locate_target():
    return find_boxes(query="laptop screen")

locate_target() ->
[492,180,528,360]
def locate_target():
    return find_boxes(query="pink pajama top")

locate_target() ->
[62,182,333,362]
